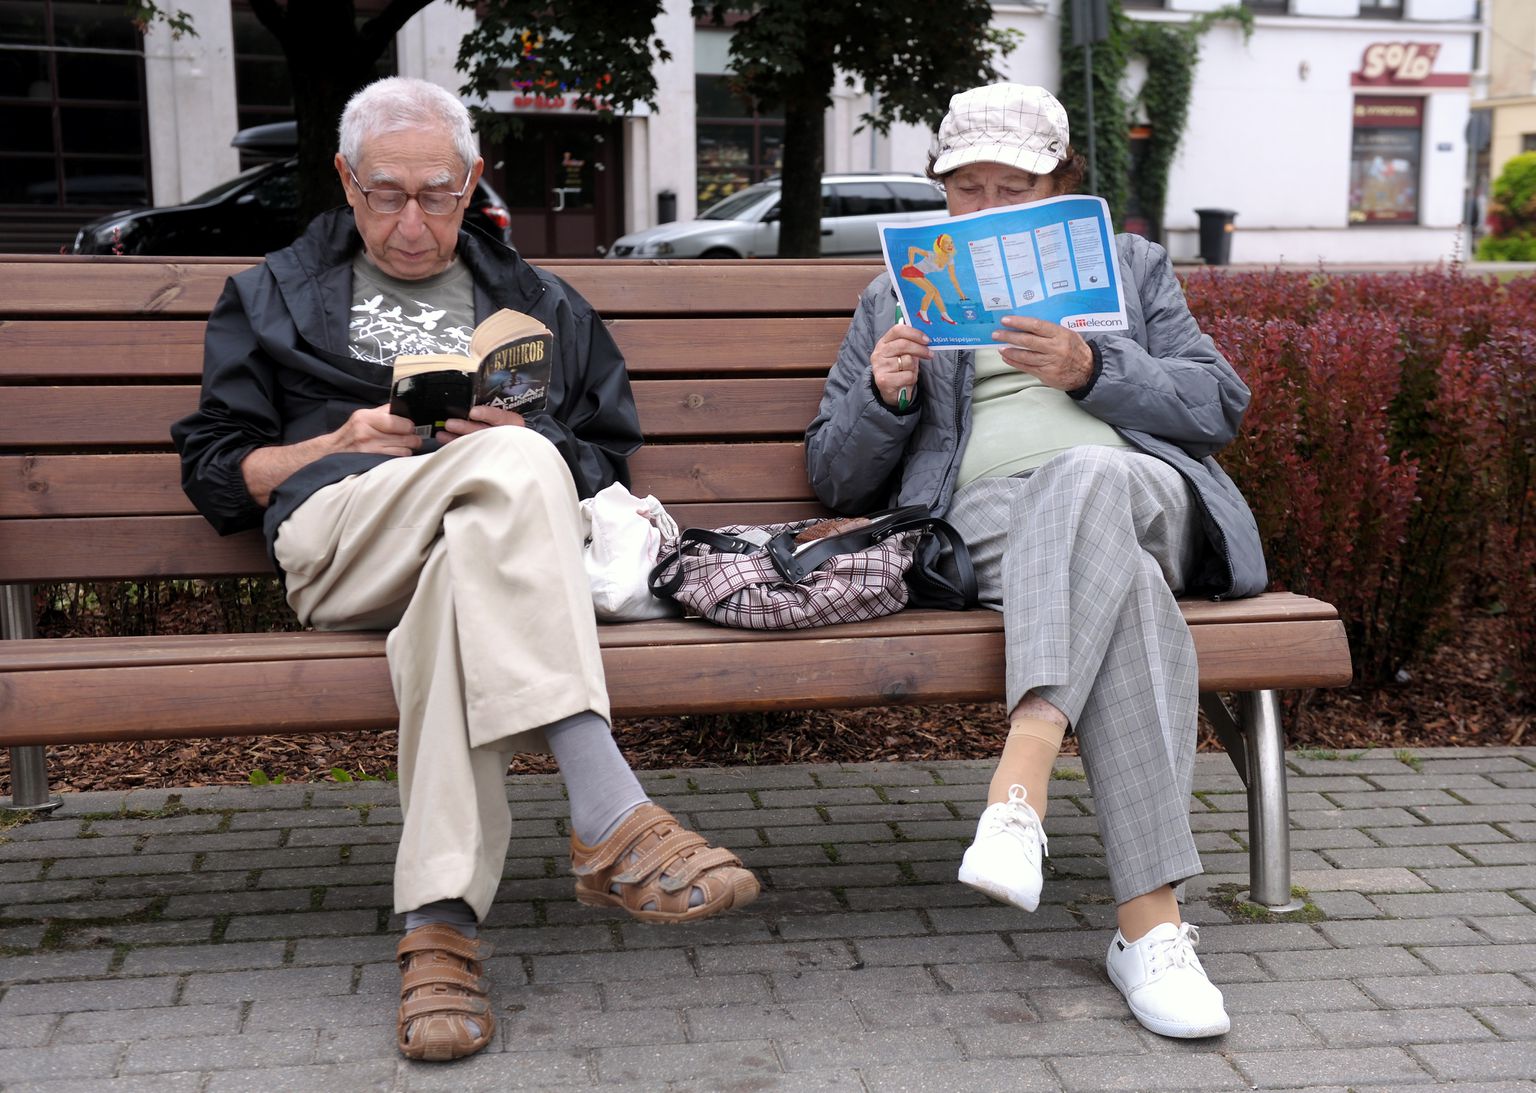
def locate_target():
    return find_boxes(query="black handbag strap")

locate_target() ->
[649,507,978,610]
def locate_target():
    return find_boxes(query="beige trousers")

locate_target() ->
[274,428,609,919]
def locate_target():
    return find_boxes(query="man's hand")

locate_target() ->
[240,403,419,507]
[437,403,526,442]
[333,404,423,457]
[992,315,1094,392]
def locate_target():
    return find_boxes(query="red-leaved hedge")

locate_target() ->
[1182,267,1536,690]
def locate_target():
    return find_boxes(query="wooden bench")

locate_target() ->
[0,255,1351,910]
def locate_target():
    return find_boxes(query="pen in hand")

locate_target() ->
[894,299,911,411]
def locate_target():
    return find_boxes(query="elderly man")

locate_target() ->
[173,76,758,1063]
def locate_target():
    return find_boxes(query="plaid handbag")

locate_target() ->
[646,505,976,630]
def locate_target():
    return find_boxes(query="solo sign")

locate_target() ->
[1355,42,1441,84]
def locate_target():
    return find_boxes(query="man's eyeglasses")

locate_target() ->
[346,166,472,216]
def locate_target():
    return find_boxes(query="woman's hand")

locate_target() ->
[871,323,931,408]
[993,315,1094,392]
[438,403,526,442]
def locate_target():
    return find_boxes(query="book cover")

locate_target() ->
[877,194,1128,350]
[390,308,554,433]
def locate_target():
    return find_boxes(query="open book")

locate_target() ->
[389,308,553,434]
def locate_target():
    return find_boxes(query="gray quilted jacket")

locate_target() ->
[804,234,1267,600]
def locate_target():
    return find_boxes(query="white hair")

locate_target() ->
[338,77,478,175]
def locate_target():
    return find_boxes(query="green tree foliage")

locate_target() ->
[458,0,1018,257]
[1477,152,1536,261]
[1057,0,1130,225]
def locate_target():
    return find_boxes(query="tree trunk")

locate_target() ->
[775,55,833,259]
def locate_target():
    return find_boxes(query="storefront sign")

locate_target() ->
[1351,42,1467,88]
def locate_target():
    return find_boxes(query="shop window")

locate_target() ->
[695,73,782,210]
[1523,133,1536,154]
[0,0,150,206]
[1240,0,1288,13]
[1349,95,1422,225]
[1358,0,1403,17]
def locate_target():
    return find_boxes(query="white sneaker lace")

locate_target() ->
[978,784,1047,856]
[1144,923,1202,978]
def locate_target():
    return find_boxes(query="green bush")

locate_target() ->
[1479,151,1536,261]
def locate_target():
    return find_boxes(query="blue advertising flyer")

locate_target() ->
[878,194,1127,349]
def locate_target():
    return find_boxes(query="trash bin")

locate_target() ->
[1194,208,1236,266]
[657,189,677,225]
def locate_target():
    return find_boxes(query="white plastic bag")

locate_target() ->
[579,482,681,621]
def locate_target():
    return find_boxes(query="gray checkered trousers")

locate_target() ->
[939,447,1206,903]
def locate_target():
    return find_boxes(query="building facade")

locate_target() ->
[1,0,1485,263]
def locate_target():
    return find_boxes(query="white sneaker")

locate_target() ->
[1106,922,1230,1039]
[956,784,1047,912]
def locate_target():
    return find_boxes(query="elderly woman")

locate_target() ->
[805,83,1266,1039]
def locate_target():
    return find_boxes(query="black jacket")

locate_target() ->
[172,209,642,569]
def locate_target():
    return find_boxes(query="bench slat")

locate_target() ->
[0,606,1349,744]
[0,502,832,581]
[0,316,852,380]
[0,445,815,518]
[0,258,881,318]
[0,379,826,447]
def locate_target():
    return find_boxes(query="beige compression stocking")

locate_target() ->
[988,716,1068,813]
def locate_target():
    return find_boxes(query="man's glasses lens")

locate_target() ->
[364,190,460,215]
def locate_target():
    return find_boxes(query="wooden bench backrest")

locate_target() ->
[0,256,880,583]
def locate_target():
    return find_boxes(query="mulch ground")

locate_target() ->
[3,608,1529,797]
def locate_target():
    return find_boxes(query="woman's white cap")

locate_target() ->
[931,83,1070,176]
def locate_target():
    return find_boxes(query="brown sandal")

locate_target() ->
[570,803,760,924]
[396,924,495,1062]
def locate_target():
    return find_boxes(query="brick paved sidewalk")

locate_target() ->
[2,748,1534,1092]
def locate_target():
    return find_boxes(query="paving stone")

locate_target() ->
[955,1015,1145,1057]
[935,956,1112,994]
[181,965,354,1004]
[1192,923,1329,954]
[775,910,927,940]
[0,1013,56,1049]
[1415,942,1536,975]
[117,940,287,977]
[161,888,315,918]
[815,767,943,788]
[1306,890,1385,919]
[647,792,756,814]
[1416,865,1536,892]
[863,1057,1057,1093]
[925,903,1079,934]
[4,898,154,921]
[0,976,179,1016]
[1289,807,1422,829]
[1317,918,1485,947]
[1413,1041,1536,1081]
[1323,789,1464,808]
[843,883,991,911]
[606,971,770,1010]
[226,808,362,831]
[758,788,882,809]
[242,994,392,1033]
[0,1043,122,1082]
[687,998,864,1042]
[1462,841,1536,864]
[500,1005,686,1048]
[529,947,694,984]
[1054,1052,1248,1091]
[4,837,137,862]
[767,964,939,1003]
[593,1038,782,1085]
[1220,979,1378,1014]
[1322,844,1471,869]
[194,846,343,873]
[1358,971,1536,1008]
[854,933,1016,967]
[53,1002,243,1043]
[1372,891,1534,917]
[1419,756,1535,773]
[1303,1005,1497,1046]
[1288,866,1431,893]
[1416,804,1536,825]
[0,949,114,982]
[1284,827,1379,849]
[1233,1045,1430,1087]
[1470,915,1536,942]
[120,1029,320,1073]
[621,915,776,949]
[288,934,397,966]
[202,1060,399,1093]
[777,1026,962,1071]
[1254,944,1433,979]
[704,807,822,828]
[219,909,382,943]
[1197,1011,1322,1051]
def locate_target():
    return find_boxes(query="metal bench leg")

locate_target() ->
[1239,690,1301,911]
[2,584,61,814]
[1199,690,1302,913]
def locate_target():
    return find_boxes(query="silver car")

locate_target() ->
[605,173,946,259]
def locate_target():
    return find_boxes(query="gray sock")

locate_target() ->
[403,898,478,938]
[544,711,649,844]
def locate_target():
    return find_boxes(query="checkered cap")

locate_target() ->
[932,84,1070,177]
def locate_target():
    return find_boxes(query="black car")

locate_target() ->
[71,122,513,256]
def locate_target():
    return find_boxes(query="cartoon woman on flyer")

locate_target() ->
[900,233,968,325]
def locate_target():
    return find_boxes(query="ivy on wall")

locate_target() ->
[1059,1,1252,241]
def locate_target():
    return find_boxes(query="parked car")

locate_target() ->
[72,122,513,256]
[605,173,946,259]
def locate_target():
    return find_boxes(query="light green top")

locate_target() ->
[955,348,1132,488]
